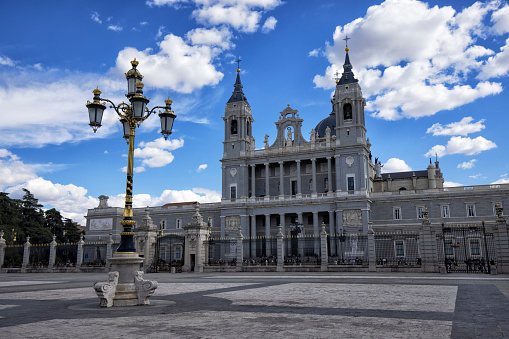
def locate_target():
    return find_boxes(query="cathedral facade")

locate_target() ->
[86,47,509,259]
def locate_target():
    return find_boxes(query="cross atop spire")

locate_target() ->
[343,35,350,49]
[334,70,341,84]
[236,57,242,72]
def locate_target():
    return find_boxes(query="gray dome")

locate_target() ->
[315,111,336,138]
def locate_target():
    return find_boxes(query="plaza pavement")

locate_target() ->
[0,272,508,338]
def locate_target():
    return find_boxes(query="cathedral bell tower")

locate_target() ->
[221,60,254,200]
[333,38,371,194]
[333,39,367,147]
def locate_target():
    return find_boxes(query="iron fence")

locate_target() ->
[207,237,237,266]
[283,234,321,265]
[152,233,185,272]
[28,244,50,267]
[375,232,421,266]
[242,237,277,265]
[328,234,369,265]
[3,245,24,268]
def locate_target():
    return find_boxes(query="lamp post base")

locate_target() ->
[94,252,158,307]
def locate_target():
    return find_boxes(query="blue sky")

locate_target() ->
[1,0,509,225]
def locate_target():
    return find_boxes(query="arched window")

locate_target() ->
[343,103,352,120]
[231,119,238,135]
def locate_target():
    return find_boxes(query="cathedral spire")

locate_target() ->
[337,35,358,85]
[227,57,248,104]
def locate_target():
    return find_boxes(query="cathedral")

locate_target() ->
[86,45,509,263]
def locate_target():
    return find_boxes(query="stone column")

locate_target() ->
[368,226,376,272]
[361,209,369,234]
[0,231,6,269]
[327,157,332,195]
[336,210,343,234]
[250,215,257,258]
[264,162,270,199]
[22,236,30,272]
[264,214,270,256]
[419,211,438,273]
[276,225,284,272]
[313,212,319,255]
[279,161,284,198]
[493,205,509,274]
[328,211,335,236]
[335,155,341,192]
[106,233,114,266]
[236,229,243,272]
[320,223,328,272]
[220,216,226,238]
[48,235,57,269]
[296,160,302,197]
[251,164,256,198]
[279,213,286,237]
[311,158,317,194]
[76,234,84,268]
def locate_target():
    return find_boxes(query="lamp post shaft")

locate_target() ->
[117,121,137,253]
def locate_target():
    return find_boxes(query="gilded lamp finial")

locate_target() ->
[131,58,139,67]
[164,97,173,105]
[135,81,144,89]
[93,87,102,96]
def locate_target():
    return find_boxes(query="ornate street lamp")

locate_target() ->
[86,59,176,307]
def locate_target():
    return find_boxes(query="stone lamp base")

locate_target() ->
[94,252,158,307]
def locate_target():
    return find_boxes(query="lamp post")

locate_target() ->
[87,59,175,307]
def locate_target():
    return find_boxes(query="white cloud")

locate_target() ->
[426,117,485,136]
[0,149,38,190]
[0,56,15,67]
[186,26,234,50]
[381,158,412,173]
[492,4,509,34]
[191,0,282,33]
[107,187,220,208]
[114,34,224,93]
[425,136,497,157]
[0,73,124,148]
[457,159,477,169]
[91,11,102,24]
[156,25,165,39]
[140,21,148,26]
[444,181,463,187]
[197,164,207,172]
[134,137,184,169]
[146,0,186,7]
[492,178,509,184]
[262,16,277,33]
[314,0,506,120]
[108,25,123,32]
[309,48,321,57]
[478,37,509,79]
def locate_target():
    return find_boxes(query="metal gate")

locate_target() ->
[437,222,496,273]
[152,234,185,272]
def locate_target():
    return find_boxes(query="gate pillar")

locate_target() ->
[493,205,509,274]
[419,210,438,273]
[320,223,328,272]
[276,225,284,272]
[183,204,209,273]
[0,231,5,269]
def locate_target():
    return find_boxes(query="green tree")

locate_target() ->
[19,189,51,244]
[45,208,65,242]
[0,192,22,245]
[62,218,82,243]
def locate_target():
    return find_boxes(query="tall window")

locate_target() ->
[343,103,353,120]
[416,207,425,219]
[347,176,355,191]
[230,185,237,200]
[231,119,238,135]
[470,239,480,256]
[175,245,183,260]
[467,204,476,217]
[441,205,450,218]
[393,207,401,220]
[176,219,182,229]
[160,220,167,230]
[395,240,405,257]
